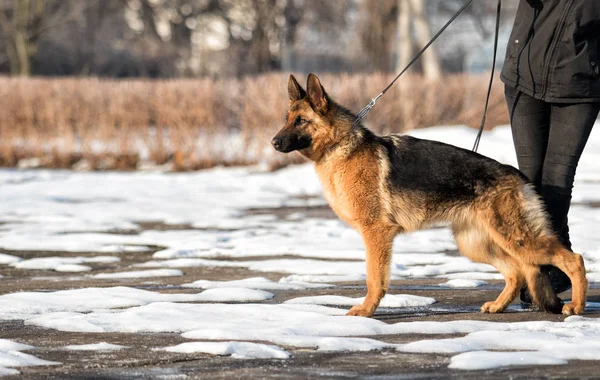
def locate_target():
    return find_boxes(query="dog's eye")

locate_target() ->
[295,117,308,126]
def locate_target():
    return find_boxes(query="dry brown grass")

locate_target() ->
[0,73,508,171]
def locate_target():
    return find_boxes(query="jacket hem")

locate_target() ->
[501,74,600,104]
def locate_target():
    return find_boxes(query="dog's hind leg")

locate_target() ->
[347,225,397,317]
[453,224,524,313]
[531,239,587,315]
[485,231,582,314]
[521,263,564,313]
[478,186,587,315]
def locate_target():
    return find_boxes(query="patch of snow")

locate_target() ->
[314,337,392,352]
[448,351,567,370]
[398,325,600,369]
[280,274,366,283]
[55,264,92,272]
[0,367,19,377]
[91,269,183,279]
[99,245,152,253]
[63,343,128,351]
[182,277,332,290]
[135,258,240,269]
[438,279,488,288]
[397,261,496,277]
[284,294,436,308]
[0,339,59,377]
[0,340,32,352]
[137,256,496,280]
[440,272,504,280]
[160,342,290,359]
[0,286,274,321]
[0,254,21,265]
[193,288,274,302]
[12,256,119,271]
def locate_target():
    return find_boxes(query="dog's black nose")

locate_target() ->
[271,137,282,150]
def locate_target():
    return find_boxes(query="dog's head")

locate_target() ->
[271,73,334,158]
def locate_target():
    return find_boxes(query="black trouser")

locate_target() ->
[505,85,600,250]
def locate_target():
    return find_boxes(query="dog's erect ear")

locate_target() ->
[288,74,306,102]
[307,73,327,113]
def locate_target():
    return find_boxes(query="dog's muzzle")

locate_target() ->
[271,137,283,152]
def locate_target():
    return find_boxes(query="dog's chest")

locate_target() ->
[315,163,356,226]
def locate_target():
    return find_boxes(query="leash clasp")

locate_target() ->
[355,93,383,125]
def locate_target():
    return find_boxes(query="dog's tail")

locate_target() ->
[526,267,564,314]
[518,185,564,314]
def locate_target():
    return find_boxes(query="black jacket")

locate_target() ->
[501,0,600,103]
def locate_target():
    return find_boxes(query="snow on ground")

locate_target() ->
[90,269,183,279]
[0,286,274,321]
[63,343,128,351]
[134,256,497,280]
[448,351,567,370]
[0,254,21,265]
[160,342,291,359]
[0,339,59,377]
[1,125,600,371]
[400,326,600,369]
[280,274,367,283]
[284,294,436,308]
[11,256,120,272]
[10,297,600,369]
[439,279,488,288]
[182,277,333,290]
[54,264,93,272]
[440,272,504,280]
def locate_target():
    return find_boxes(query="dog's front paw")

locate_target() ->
[480,301,506,314]
[562,302,584,316]
[346,304,375,317]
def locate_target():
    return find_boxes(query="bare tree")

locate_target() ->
[281,0,304,71]
[359,0,397,72]
[0,0,46,75]
[127,0,207,76]
[0,0,88,76]
[408,0,440,79]
[218,0,344,75]
[245,0,280,74]
[396,0,411,71]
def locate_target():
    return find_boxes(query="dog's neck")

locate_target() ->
[299,99,372,163]
[302,123,371,163]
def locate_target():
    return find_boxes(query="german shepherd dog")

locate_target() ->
[272,74,588,317]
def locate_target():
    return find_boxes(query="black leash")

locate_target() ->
[354,0,502,154]
[354,0,474,124]
[472,0,502,152]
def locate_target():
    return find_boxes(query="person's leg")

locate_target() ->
[505,85,558,305]
[534,101,600,298]
[544,102,600,249]
[505,85,551,192]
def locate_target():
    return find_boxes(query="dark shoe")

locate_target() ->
[519,286,533,305]
[519,265,572,305]
[547,266,572,294]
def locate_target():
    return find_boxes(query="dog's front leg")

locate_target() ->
[347,225,396,317]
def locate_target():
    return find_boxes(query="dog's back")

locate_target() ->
[381,134,525,199]
[376,134,530,225]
